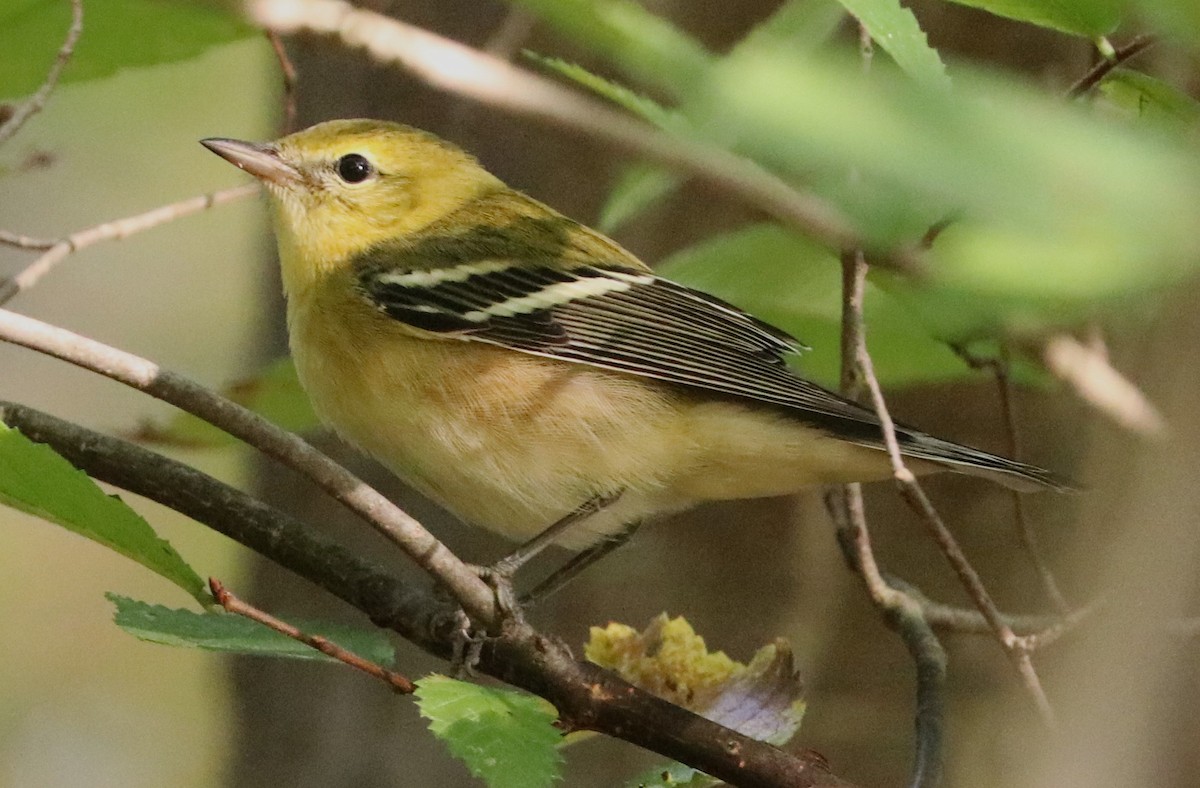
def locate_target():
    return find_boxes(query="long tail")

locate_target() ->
[858,427,1078,493]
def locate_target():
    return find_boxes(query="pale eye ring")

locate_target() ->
[336,153,373,183]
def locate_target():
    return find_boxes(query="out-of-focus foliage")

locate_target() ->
[938,0,1120,36]
[139,356,318,448]
[523,0,1200,386]
[0,0,252,99]
[108,593,398,665]
[0,424,205,601]
[414,675,563,788]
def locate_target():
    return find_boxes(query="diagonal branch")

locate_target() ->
[0,400,851,787]
[0,308,497,624]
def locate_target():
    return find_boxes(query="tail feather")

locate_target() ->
[858,429,1079,493]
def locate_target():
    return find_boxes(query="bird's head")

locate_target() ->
[202,119,501,294]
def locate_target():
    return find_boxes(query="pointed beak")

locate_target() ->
[200,137,300,187]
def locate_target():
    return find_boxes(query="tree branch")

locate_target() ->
[829,250,945,788]
[0,308,498,624]
[0,400,852,787]
[1066,35,1157,99]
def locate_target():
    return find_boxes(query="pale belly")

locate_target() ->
[288,291,897,550]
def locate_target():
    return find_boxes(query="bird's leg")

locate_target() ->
[519,520,642,608]
[468,491,623,627]
[489,490,623,578]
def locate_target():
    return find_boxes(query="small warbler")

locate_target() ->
[202,119,1069,565]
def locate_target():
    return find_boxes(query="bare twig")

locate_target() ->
[266,30,299,132]
[855,337,1057,727]
[248,0,921,274]
[951,344,1071,613]
[0,308,498,624]
[482,7,537,59]
[1066,34,1158,99]
[0,0,83,146]
[0,230,58,250]
[0,184,258,307]
[209,578,416,692]
[829,250,945,788]
[1040,333,1165,436]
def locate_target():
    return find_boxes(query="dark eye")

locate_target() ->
[336,153,373,183]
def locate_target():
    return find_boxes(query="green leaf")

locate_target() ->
[108,594,397,665]
[689,45,1200,300]
[1,0,254,99]
[939,0,1121,36]
[658,225,971,386]
[0,424,205,601]
[1097,68,1200,129]
[139,356,319,448]
[598,163,682,233]
[835,0,950,88]
[526,53,679,128]
[509,0,712,94]
[730,0,847,56]
[415,675,563,788]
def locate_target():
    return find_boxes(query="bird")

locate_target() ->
[201,119,1071,586]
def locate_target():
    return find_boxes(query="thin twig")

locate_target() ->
[250,0,921,275]
[829,249,945,788]
[266,30,299,132]
[0,230,58,250]
[0,308,498,625]
[0,184,258,307]
[209,578,416,692]
[1040,333,1165,436]
[0,0,83,146]
[1066,34,1158,99]
[951,344,1071,613]
[855,338,1057,728]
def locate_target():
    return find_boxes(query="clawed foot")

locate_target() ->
[435,562,529,676]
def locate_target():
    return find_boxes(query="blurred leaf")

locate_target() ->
[730,0,847,56]
[657,224,971,386]
[526,52,680,128]
[939,0,1120,36]
[690,45,1200,295]
[1,0,254,99]
[108,593,397,664]
[509,0,711,94]
[0,424,205,601]
[835,0,950,88]
[1097,68,1200,130]
[415,675,563,788]
[1132,0,1200,48]
[599,162,682,232]
[138,356,318,448]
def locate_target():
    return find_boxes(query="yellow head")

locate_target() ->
[202,119,502,296]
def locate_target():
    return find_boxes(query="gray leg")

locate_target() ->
[520,520,642,608]
[489,491,622,577]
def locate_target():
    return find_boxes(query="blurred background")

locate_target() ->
[1,1,1198,786]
